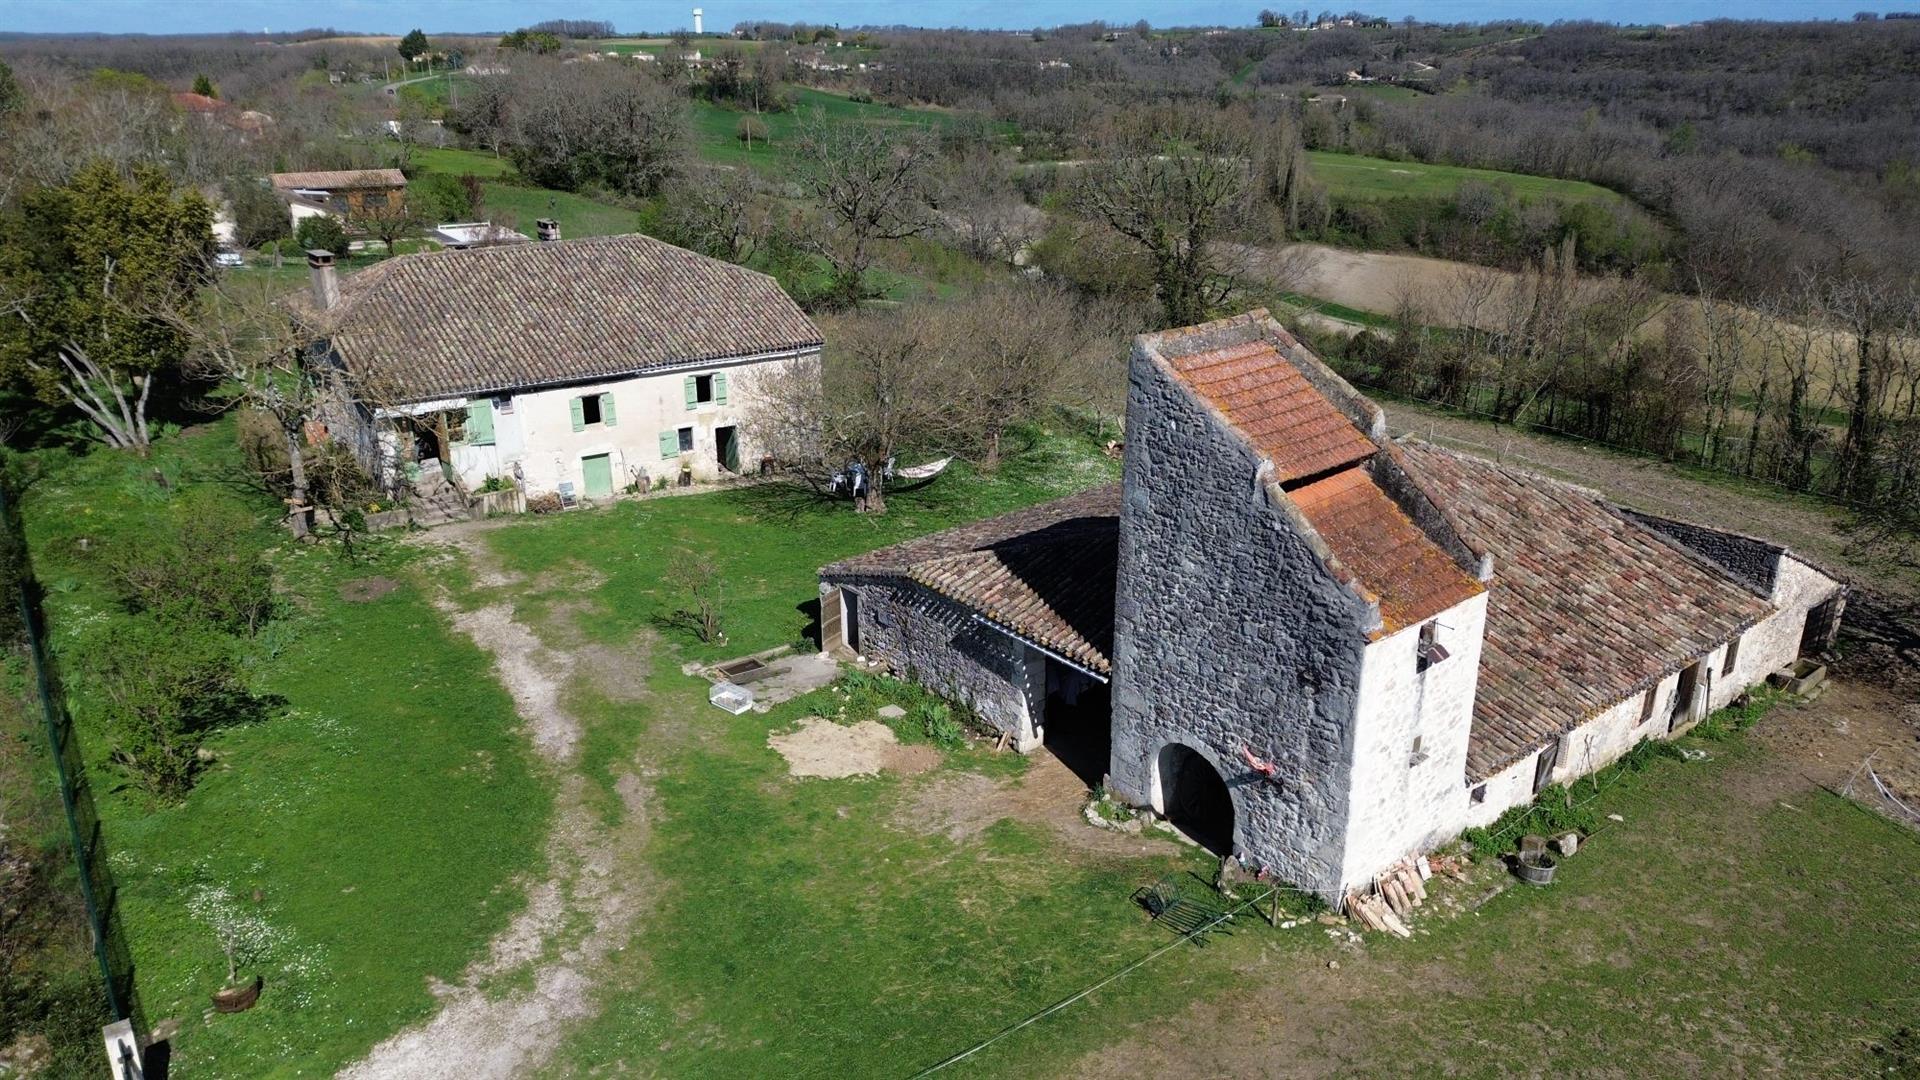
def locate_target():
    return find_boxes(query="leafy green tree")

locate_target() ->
[0,59,24,117]
[0,162,213,453]
[399,28,431,67]
[223,176,289,249]
[294,214,350,256]
[191,73,217,98]
[411,172,478,223]
[88,618,252,801]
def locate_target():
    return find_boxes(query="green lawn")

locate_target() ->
[693,88,992,176]
[403,146,640,238]
[19,425,553,1076]
[1308,150,1627,203]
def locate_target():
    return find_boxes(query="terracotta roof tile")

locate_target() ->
[1399,443,1772,782]
[1288,468,1484,635]
[822,486,1120,673]
[292,233,822,402]
[1165,338,1377,483]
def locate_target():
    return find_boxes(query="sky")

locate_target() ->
[0,0,1887,35]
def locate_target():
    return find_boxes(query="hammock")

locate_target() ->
[894,456,954,481]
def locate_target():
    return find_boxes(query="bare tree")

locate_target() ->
[1072,106,1258,327]
[792,114,940,306]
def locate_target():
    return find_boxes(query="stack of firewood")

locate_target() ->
[1344,856,1434,938]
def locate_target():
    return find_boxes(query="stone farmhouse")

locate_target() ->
[820,311,1846,904]
[293,225,821,501]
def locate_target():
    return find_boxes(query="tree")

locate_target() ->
[223,177,288,250]
[0,162,213,453]
[655,166,774,265]
[354,194,424,255]
[399,29,431,69]
[191,73,217,98]
[744,309,957,514]
[0,59,21,119]
[792,115,940,306]
[503,57,688,197]
[1260,9,1287,27]
[747,46,789,113]
[666,549,726,643]
[736,113,768,148]
[87,618,252,801]
[152,279,339,539]
[294,214,350,257]
[411,172,478,223]
[1072,107,1259,327]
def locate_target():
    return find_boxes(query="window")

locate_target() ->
[1408,734,1428,768]
[571,393,616,432]
[1470,784,1487,805]
[677,426,694,453]
[1722,634,1741,676]
[1638,688,1657,725]
[1416,621,1448,674]
[683,372,729,410]
[494,394,514,415]
[363,191,389,208]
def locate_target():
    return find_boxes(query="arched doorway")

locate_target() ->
[1156,743,1234,856]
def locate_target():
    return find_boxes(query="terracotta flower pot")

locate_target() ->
[211,975,263,1013]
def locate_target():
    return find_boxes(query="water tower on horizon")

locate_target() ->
[692,8,703,34]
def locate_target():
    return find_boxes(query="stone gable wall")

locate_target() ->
[1109,348,1372,902]
[820,576,1037,743]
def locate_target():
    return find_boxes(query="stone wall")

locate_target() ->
[820,576,1037,743]
[1619,510,1784,596]
[1338,591,1487,886]
[1109,345,1373,903]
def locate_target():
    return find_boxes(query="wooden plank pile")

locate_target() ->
[1343,856,1433,938]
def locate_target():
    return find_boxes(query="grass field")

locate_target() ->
[1308,150,1626,204]
[19,425,554,1076]
[691,87,976,176]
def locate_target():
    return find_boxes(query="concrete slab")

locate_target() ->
[748,652,841,711]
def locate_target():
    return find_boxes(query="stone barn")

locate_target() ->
[820,310,1846,905]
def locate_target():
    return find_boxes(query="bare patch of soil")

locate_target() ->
[890,752,1182,858]
[338,576,399,603]
[769,717,938,779]
[894,772,1009,842]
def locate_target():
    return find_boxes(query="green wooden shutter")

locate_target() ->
[570,396,586,432]
[684,375,698,410]
[600,392,617,427]
[659,429,678,459]
[713,372,729,406]
[465,400,495,446]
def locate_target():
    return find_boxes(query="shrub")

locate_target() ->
[915,700,965,750]
[293,214,350,256]
[411,172,478,224]
[1461,783,1599,854]
[87,619,255,801]
[101,498,274,635]
[736,114,769,144]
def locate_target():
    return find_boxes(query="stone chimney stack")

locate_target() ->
[307,249,339,311]
[536,218,561,242]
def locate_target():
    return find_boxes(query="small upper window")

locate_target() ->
[581,394,603,426]
[1722,635,1741,676]
[1408,734,1428,768]
[1416,622,1448,674]
[1470,784,1487,805]
[694,374,715,403]
[1639,688,1657,724]
[677,426,694,453]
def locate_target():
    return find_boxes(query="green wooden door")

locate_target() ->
[581,454,614,498]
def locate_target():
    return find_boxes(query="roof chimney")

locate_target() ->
[306,249,339,311]
[536,218,561,242]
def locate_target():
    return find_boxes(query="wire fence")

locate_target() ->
[0,481,142,1031]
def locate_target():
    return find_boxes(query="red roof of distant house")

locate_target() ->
[171,91,228,113]
[1289,466,1484,635]
[1162,335,1378,484]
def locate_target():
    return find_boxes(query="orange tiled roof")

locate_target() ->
[1164,337,1377,483]
[1288,466,1484,635]
[1399,442,1772,781]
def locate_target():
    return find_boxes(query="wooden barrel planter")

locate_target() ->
[211,975,263,1013]
[1512,851,1557,887]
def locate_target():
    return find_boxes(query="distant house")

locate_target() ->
[171,92,274,138]
[293,223,823,501]
[269,169,408,230]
